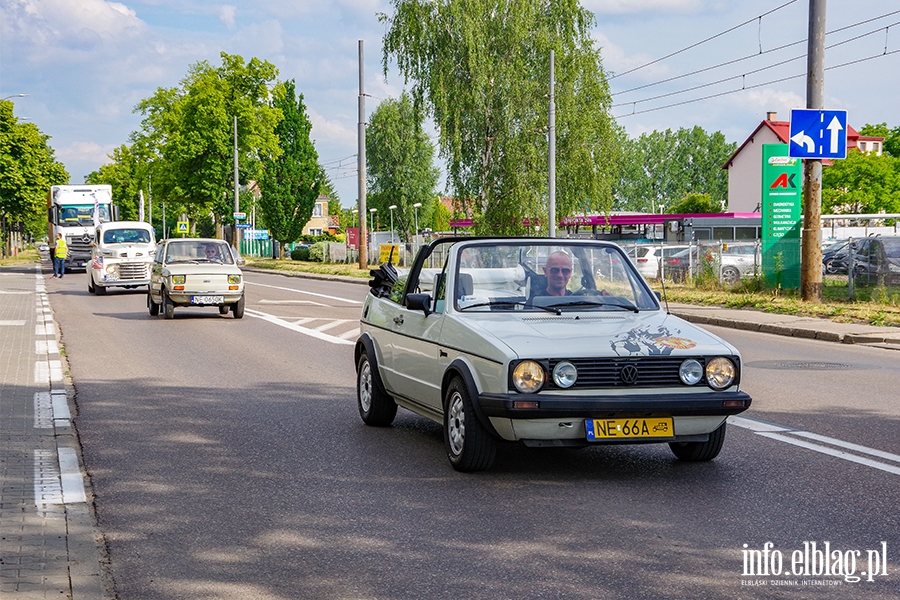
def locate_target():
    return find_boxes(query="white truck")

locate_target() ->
[47,184,118,270]
[88,221,157,294]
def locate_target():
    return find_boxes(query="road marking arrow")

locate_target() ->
[827,115,844,154]
[790,130,815,153]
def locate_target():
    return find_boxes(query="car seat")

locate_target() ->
[457,272,474,298]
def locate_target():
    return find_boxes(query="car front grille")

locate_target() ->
[117,263,150,280]
[548,356,707,389]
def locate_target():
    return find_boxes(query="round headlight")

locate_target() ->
[706,357,736,390]
[679,359,703,385]
[105,264,117,274]
[512,360,546,393]
[552,361,578,388]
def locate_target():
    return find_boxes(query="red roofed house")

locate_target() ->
[722,112,882,213]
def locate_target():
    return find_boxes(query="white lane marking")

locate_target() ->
[58,447,87,504]
[52,391,71,424]
[34,449,63,509]
[314,319,355,332]
[338,328,361,340]
[791,430,900,464]
[756,432,900,476]
[35,392,53,429]
[35,361,50,385]
[246,308,354,345]
[258,299,328,306]
[245,281,363,304]
[729,415,900,476]
[36,339,59,355]
[0,320,26,325]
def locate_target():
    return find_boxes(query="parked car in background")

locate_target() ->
[37,243,50,253]
[628,244,690,280]
[148,238,244,319]
[851,236,900,286]
[823,239,853,274]
[355,237,752,472]
[664,242,760,285]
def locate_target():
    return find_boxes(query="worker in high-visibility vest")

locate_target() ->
[52,233,68,278]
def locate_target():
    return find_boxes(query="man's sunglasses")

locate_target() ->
[548,267,571,275]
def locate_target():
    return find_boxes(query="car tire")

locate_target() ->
[232,295,245,319]
[722,266,740,285]
[669,421,726,461]
[148,293,159,316]
[87,275,95,294]
[219,305,229,315]
[95,283,107,295]
[163,289,175,320]
[444,376,496,472]
[824,259,837,275]
[356,352,396,426]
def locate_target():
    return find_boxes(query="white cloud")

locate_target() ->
[56,140,116,169]
[219,5,237,30]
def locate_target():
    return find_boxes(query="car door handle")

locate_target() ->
[393,316,404,325]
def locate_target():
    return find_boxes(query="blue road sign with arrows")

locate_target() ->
[789,109,848,159]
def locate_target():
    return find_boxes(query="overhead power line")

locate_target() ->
[611,20,900,109]
[612,9,900,97]
[609,0,799,80]
[612,48,900,119]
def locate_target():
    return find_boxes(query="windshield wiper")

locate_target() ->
[549,299,640,313]
[458,300,562,315]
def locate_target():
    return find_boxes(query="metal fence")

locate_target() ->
[618,237,900,302]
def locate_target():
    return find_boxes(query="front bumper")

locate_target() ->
[478,390,751,419]
[168,291,243,306]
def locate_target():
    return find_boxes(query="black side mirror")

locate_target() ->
[405,293,432,316]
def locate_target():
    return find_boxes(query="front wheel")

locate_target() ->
[444,377,496,472]
[669,422,726,461]
[87,275,96,294]
[148,293,160,316]
[356,352,396,426]
[232,295,245,319]
[163,289,175,320]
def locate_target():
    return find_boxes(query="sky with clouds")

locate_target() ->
[2,0,898,208]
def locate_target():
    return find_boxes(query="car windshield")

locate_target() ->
[103,229,152,244]
[412,240,659,313]
[164,241,235,264]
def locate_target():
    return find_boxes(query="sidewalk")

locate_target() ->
[0,263,107,599]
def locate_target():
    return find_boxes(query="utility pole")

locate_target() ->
[801,0,826,302]
[548,50,556,239]
[358,40,369,269]
[233,114,240,250]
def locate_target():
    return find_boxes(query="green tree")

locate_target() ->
[822,150,900,214]
[258,79,321,257]
[381,0,619,235]
[85,144,145,220]
[614,127,734,212]
[0,101,69,243]
[366,93,439,241]
[133,52,282,235]
[665,193,720,214]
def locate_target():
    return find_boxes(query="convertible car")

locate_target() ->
[355,237,752,472]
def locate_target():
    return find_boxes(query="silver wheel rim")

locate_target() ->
[359,360,373,412]
[447,391,465,456]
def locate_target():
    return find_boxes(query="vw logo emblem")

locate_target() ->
[619,364,639,385]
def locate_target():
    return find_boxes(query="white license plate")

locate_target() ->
[191,295,223,305]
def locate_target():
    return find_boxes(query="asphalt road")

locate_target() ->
[47,269,900,600]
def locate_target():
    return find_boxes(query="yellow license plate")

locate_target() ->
[585,418,674,441]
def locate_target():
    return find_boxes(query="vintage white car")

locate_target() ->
[88,221,156,294]
[148,238,244,319]
[355,237,752,472]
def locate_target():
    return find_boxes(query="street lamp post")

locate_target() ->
[388,205,397,243]
[369,208,377,261]
[1,94,29,101]
[412,202,422,246]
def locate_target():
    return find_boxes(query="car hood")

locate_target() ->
[457,310,738,358]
